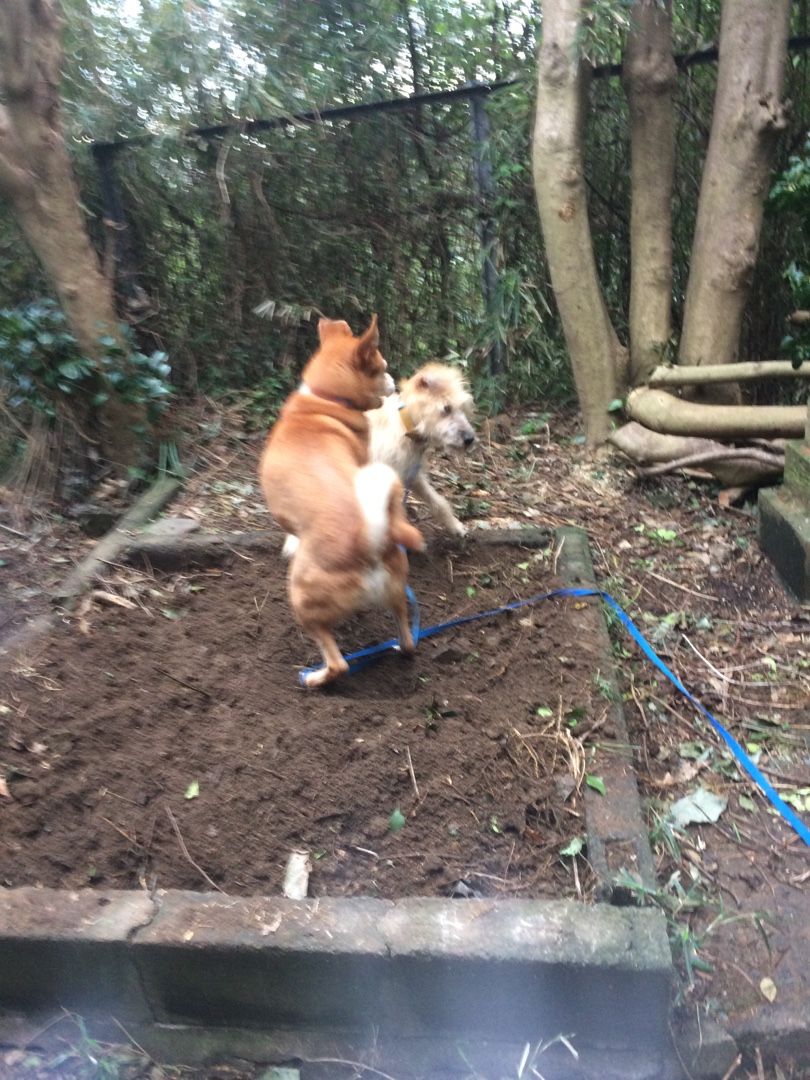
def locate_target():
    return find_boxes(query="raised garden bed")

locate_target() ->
[1,534,611,901]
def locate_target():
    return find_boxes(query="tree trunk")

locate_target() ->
[532,0,625,448]
[0,0,143,475]
[678,0,791,403]
[622,0,677,385]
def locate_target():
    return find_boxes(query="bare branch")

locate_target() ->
[649,360,810,387]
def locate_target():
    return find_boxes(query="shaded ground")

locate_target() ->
[2,401,810,1077]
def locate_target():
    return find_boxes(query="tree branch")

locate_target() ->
[649,360,810,386]
[627,387,806,438]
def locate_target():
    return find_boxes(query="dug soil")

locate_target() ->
[0,537,603,900]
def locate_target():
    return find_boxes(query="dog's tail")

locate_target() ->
[355,463,424,554]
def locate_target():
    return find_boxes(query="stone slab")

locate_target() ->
[784,439,810,500]
[0,887,672,1052]
[759,486,810,601]
[0,888,156,1018]
[554,526,657,900]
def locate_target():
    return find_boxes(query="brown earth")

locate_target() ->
[0,537,600,901]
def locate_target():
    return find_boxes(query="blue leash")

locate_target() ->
[299,584,810,849]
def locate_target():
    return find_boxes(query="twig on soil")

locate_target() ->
[99,816,144,850]
[303,1058,399,1080]
[405,745,420,800]
[725,960,760,996]
[551,535,564,576]
[351,845,379,858]
[0,519,28,538]
[645,569,721,603]
[110,1016,155,1067]
[21,1010,73,1050]
[719,1054,742,1080]
[164,805,223,893]
[681,634,736,683]
[755,1046,766,1080]
[155,667,212,698]
[725,693,805,711]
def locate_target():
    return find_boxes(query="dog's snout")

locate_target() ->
[463,431,476,447]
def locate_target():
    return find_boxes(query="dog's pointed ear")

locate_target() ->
[318,318,352,343]
[356,314,380,370]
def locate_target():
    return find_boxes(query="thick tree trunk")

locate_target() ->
[0,0,143,474]
[678,0,791,403]
[532,0,625,448]
[622,0,677,385]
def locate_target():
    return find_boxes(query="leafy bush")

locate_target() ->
[0,299,172,424]
[770,138,810,371]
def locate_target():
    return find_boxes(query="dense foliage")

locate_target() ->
[0,0,809,427]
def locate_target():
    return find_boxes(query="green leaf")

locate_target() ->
[489,815,503,834]
[560,836,584,857]
[466,585,477,598]
[607,398,624,412]
[184,780,200,800]
[739,794,756,813]
[536,705,553,717]
[586,775,606,796]
[652,527,677,543]
[388,808,406,832]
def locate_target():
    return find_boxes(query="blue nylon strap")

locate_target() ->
[297,583,810,848]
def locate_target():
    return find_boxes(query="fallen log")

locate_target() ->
[626,387,806,439]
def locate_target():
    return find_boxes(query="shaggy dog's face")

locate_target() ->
[401,364,475,450]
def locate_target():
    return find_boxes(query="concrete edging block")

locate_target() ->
[0,888,673,1050]
[0,887,156,1020]
[554,525,658,900]
[759,485,810,601]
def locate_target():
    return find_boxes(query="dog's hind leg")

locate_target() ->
[390,588,416,655]
[301,626,349,689]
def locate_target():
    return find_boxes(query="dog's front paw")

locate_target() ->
[449,519,467,538]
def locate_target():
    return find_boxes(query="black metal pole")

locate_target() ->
[91,144,144,313]
[468,85,502,378]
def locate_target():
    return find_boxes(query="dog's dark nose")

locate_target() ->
[463,432,476,447]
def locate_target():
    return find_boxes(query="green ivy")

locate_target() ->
[0,299,172,422]
[770,137,810,372]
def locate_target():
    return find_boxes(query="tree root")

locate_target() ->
[610,421,785,486]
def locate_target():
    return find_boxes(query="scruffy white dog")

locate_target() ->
[367,363,475,536]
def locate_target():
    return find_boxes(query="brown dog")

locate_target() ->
[259,316,424,688]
